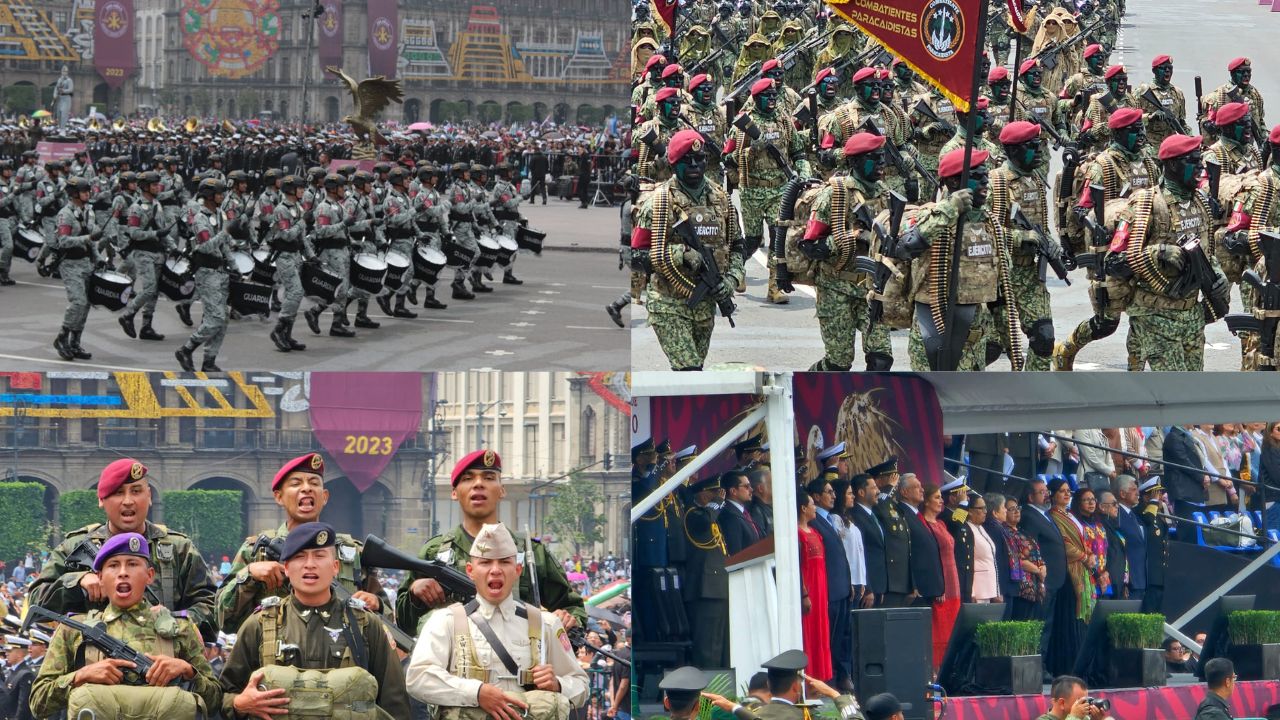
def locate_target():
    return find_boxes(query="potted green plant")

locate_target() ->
[1107,613,1166,688]
[1227,610,1280,680]
[974,621,1044,695]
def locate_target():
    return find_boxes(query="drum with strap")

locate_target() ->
[350,253,387,294]
[381,250,410,291]
[443,239,478,268]
[302,262,341,303]
[230,250,255,277]
[515,226,545,255]
[413,245,447,283]
[88,269,135,311]
[251,249,277,285]
[475,235,501,269]
[160,257,195,302]
[495,235,518,266]
[15,226,44,262]
[229,281,272,315]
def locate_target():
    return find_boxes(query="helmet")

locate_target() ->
[118,170,137,184]
[323,173,348,189]
[470,163,488,175]
[64,176,92,193]
[209,153,224,163]
[44,161,61,172]
[336,164,357,177]
[227,170,249,183]
[0,159,11,171]
[307,166,326,182]
[197,178,226,198]
[281,175,305,193]
[451,162,469,174]
[138,171,162,186]
[372,162,392,175]
[416,165,435,182]
[387,167,410,186]
[263,168,283,183]
[21,150,38,161]
[352,170,375,186]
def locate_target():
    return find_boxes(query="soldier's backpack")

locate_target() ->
[257,664,390,720]
[781,180,826,286]
[68,684,204,719]
[867,203,923,330]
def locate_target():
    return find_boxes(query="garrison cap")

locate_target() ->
[99,458,148,499]
[938,148,989,178]
[92,532,150,572]
[1083,43,1103,59]
[844,132,886,156]
[750,78,776,97]
[1157,134,1203,160]
[470,522,518,559]
[667,129,705,163]
[1152,54,1172,68]
[1104,64,1126,80]
[866,456,899,476]
[451,449,503,486]
[280,521,336,561]
[1108,107,1144,130]
[1228,57,1250,72]
[273,452,324,490]
[1215,102,1249,126]
[999,120,1041,144]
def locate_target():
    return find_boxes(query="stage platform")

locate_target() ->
[944,678,1280,720]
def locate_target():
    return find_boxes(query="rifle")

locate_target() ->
[732,113,797,181]
[22,605,176,686]
[1176,239,1228,321]
[686,45,729,78]
[677,115,725,160]
[806,90,820,156]
[852,191,909,334]
[861,118,932,202]
[1227,231,1280,365]
[1027,17,1104,71]
[1195,75,1208,135]
[62,537,165,609]
[1226,87,1267,150]
[524,525,542,608]
[1204,156,1224,221]
[1073,184,1109,275]
[1010,203,1071,284]
[672,211,737,326]
[912,99,956,136]
[1140,89,1190,135]
[1015,99,1072,152]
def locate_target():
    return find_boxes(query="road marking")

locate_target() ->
[1205,342,1231,350]
[1074,362,1102,371]
[48,371,112,380]
[160,378,230,387]
[14,280,63,290]
[413,318,475,324]
[497,335,526,341]
[510,321,536,327]
[0,353,153,371]
[485,350,516,356]
[565,326,619,330]
[538,290,561,295]
[530,299,554,304]
[521,310,545,315]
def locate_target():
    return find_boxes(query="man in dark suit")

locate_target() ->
[1019,478,1067,674]
[747,467,774,539]
[718,469,763,556]
[1139,477,1171,614]
[850,474,888,608]
[868,458,913,608]
[0,635,34,720]
[806,478,854,689]
[682,475,730,668]
[897,472,943,608]
[1162,425,1208,542]
[528,147,549,204]
[1117,475,1148,600]
[1098,490,1128,598]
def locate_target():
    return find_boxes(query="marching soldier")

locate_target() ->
[251,168,283,247]
[634,55,669,119]
[376,166,423,318]
[216,453,385,634]
[1223,124,1280,369]
[395,450,587,636]
[1136,55,1189,149]
[118,170,171,342]
[1203,58,1266,144]
[685,74,729,187]
[732,34,771,85]
[51,175,101,362]
[467,164,499,291]
[218,522,411,719]
[986,67,1015,144]
[1206,102,1264,174]
[174,178,240,372]
[939,97,1004,167]
[347,170,384,329]
[445,163,483,300]
[410,164,450,310]
[799,132,893,371]
[266,174,313,352]
[1013,59,1068,177]
[1116,134,1230,370]
[491,162,524,286]
[102,170,138,265]
[911,87,961,179]
[639,64,693,122]
[13,151,42,227]
[817,68,889,169]
[303,173,360,336]
[0,160,16,286]
[29,532,222,718]
[1078,65,1141,150]
[30,459,219,642]
[634,129,745,370]
[404,522,589,720]
[1061,44,1109,126]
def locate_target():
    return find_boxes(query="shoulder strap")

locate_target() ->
[341,603,368,670]
[527,605,543,666]
[259,602,281,667]
[463,599,522,678]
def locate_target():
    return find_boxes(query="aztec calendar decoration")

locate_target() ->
[182,0,281,79]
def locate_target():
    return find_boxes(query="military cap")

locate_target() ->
[1108,107,1143,130]
[661,63,684,80]
[844,133,886,160]
[999,120,1041,144]
[1140,476,1165,493]
[3,636,30,651]
[750,78,775,96]
[92,532,151,572]
[1157,134,1203,160]
[660,666,708,706]
[864,693,903,720]
[1228,57,1251,71]
[866,456,898,476]
[964,96,991,113]
[938,148,989,178]
[470,522,518,559]
[732,435,764,454]
[655,86,680,103]
[852,67,878,84]
[816,442,848,462]
[1270,124,1280,144]
[29,629,50,646]
[1083,43,1103,59]
[940,474,971,494]
[987,67,1010,86]
[763,649,808,675]
[631,437,656,461]
[21,150,37,159]
[688,73,713,91]
[666,129,705,163]
[99,458,148,499]
[1104,64,1126,80]
[1215,102,1250,126]
[656,439,672,454]
[645,54,668,72]
[280,521,336,562]
[1018,58,1040,76]
[451,449,503,486]
[688,474,721,493]
[673,445,698,463]
[273,452,324,490]
[1152,54,1172,68]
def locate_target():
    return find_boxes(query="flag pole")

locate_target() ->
[939,0,992,371]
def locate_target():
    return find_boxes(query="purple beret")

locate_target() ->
[93,532,150,572]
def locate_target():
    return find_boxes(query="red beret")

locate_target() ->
[750,78,775,96]
[688,73,711,90]
[667,128,706,163]
[1215,101,1249,126]
[938,148,989,178]
[1229,57,1250,72]
[655,87,680,103]
[99,458,147,500]
[999,120,1041,144]
[1104,64,1126,80]
[273,452,324,490]
[988,66,1010,84]
[1270,124,1280,144]
[852,67,878,84]
[762,58,781,73]
[1083,43,1103,59]
[451,449,503,486]
[1108,106,1143,130]
[891,56,905,68]
[815,67,836,83]
[1152,54,1172,68]
[1157,134,1203,160]
[877,68,891,80]
[973,96,990,110]
[645,54,667,72]
[1019,59,1039,76]
[661,63,684,79]
[844,132,886,156]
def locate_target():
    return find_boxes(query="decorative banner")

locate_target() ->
[318,0,342,79]
[943,678,1280,720]
[644,393,758,478]
[93,0,137,88]
[182,0,281,80]
[792,374,944,488]
[367,0,399,78]
[651,0,678,34]
[308,372,423,492]
[36,142,85,165]
[1006,0,1029,33]
[825,0,984,111]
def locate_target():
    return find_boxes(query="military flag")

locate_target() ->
[652,0,678,35]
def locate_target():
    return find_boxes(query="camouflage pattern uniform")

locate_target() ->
[120,192,170,324]
[13,160,44,224]
[1207,135,1265,366]
[311,192,353,316]
[1080,91,1141,149]
[0,171,15,281]
[103,183,135,258]
[52,199,98,336]
[911,89,961,177]
[30,521,219,640]
[266,196,312,322]
[989,162,1061,370]
[29,599,221,717]
[447,175,483,286]
[686,98,728,187]
[251,183,281,247]
[383,184,417,297]
[1135,79,1189,148]
[1203,81,1266,145]
[183,200,235,364]
[490,174,521,275]
[939,131,1005,168]
[413,181,449,300]
[1013,82,1067,177]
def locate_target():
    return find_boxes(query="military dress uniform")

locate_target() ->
[681,480,730,668]
[0,637,36,720]
[1139,491,1170,613]
[873,495,914,607]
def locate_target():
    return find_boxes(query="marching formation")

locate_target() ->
[0,126,548,370]
[627,0,1280,372]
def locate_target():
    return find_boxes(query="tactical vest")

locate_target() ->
[1124,188,1209,309]
[74,524,182,610]
[73,609,199,719]
[649,184,734,300]
[990,168,1048,263]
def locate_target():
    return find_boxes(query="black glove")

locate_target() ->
[630,248,653,274]
[776,261,796,292]
[343,214,356,227]
[1223,230,1252,256]
[798,237,833,261]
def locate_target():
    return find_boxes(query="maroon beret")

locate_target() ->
[655,87,680,103]
[645,54,667,72]
[844,132,886,156]
[750,78,775,96]
[815,67,836,83]
[1108,107,1144,130]
[1215,102,1249,126]
[1270,124,1280,144]
[688,73,712,90]
[273,452,324,490]
[762,58,781,73]
[667,128,706,163]
[451,449,503,487]
[852,67,878,84]
[1152,54,1172,68]
[1228,57,1250,72]
[99,459,148,500]
[1083,44,1103,59]
[1019,59,1039,75]
[973,96,990,111]
[988,66,1010,84]
[999,120,1041,144]
[1104,64,1126,80]
[661,63,684,79]
[1157,134,1203,160]
[938,148,989,178]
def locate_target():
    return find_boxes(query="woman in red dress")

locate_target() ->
[921,483,961,670]
[798,492,832,680]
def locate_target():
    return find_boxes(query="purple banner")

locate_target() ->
[367,0,399,79]
[94,0,138,88]
[308,372,423,492]
[318,0,343,79]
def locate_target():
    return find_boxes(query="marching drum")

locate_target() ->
[350,252,387,294]
[229,281,272,316]
[475,234,500,269]
[87,270,135,311]
[443,239,477,268]
[301,262,340,303]
[160,257,195,302]
[413,246,447,284]
[250,249,276,285]
[382,250,410,291]
[230,250,255,277]
[15,227,44,262]
[495,235,518,267]
[515,226,545,255]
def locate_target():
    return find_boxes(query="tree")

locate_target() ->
[543,474,606,556]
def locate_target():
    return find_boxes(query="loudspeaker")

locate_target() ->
[851,607,933,720]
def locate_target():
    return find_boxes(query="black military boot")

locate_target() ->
[54,327,75,361]
[422,287,447,309]
[270,318,292,352]
[471,271,493,293]
[376,294,394,316]
[354,300,380,329]
[70,330,92,360]
[452,278,475,300]
[329,316,356,337]
[0,273,14,286]
[138,319,165,341]
[119,312,138,339]
[605,295,628,327]
[176,303,194,327]
[285,319,306,351]
[304,306,323,334]
[201,355,222,372]
[175,342,198,371]
[407,283,420,305]
[503,269,523,285]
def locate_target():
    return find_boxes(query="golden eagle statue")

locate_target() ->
[325,65,404,159]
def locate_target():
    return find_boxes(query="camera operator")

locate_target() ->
[1036,675,1114,720]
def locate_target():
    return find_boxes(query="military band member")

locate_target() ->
[0,160,15,287]
[30,532,222,718]
[490,163,524,286]
[51,175,101,362]
[218,522,411,719]
[404,522,589,720]
[118,170,171,342]
[174,178,240,372]
[304,173,360,336]
[266,174,313,353]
